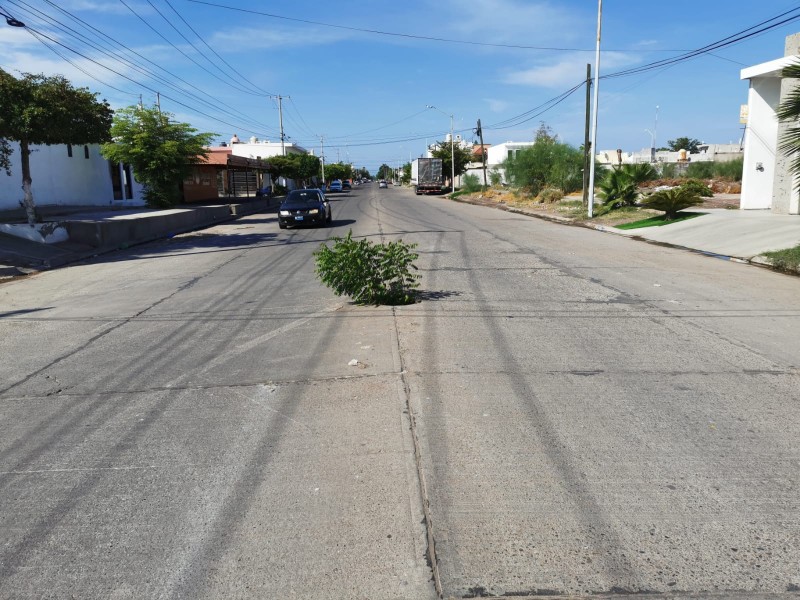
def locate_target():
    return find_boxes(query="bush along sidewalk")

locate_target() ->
[314,230,420,305]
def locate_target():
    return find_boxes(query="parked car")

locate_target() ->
[329,179,343,193]
[379,180,388,189]
[278,189,331,229]
[342,180,352,190]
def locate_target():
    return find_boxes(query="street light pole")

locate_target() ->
[586,0,602,218]
[426,105,455,194]
[645,129,655,162]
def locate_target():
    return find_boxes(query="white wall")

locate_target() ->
[229,141,307,159]
[740,77,781,210]
[0,143,144,210]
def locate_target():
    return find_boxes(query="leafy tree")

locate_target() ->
[679,179,713,197]
[502,136,584,195]
[684,161,714,179]
[461,173,481,193]
[377,163,392,180]
[777,61,800,186]
[534,121,557,143]
[101,105,213,208]
[324,161,352,182]
[0,68,113,224]
[640,187,702,219]
[430,140,473,186]
[666,137,701,153]
[269,153,320,186]
[401,162,411,184]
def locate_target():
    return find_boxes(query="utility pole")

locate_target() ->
[320,135,325,186]
[155,92,161,115]
[583,64,592,207]
[476,119,487,188]
[270,95,288,156]
[587,0,602,218]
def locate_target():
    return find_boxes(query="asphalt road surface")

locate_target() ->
[1,184,799,599]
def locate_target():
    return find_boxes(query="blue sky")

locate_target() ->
[2,0,800,174]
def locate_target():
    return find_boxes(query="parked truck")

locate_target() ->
[411,158,444,195]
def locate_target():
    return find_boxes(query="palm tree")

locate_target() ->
[777,61,800,184]
[640,187,702,220]
[597,163,659,210]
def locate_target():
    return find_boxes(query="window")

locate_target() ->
[84,145,90,159]
[67,144,73,157]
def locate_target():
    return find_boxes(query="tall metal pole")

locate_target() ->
[477,119,487,188]
[278,95,285,156]
[270,95,288,156]
[587,0,602,218]
[583,63,592,207]
[320,135,325,186]
[450,114,455,194]
[654,105,659,159]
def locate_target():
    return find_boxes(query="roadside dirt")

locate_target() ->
[453,185,740,227]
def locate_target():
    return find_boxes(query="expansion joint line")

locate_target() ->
[391,306,443,598]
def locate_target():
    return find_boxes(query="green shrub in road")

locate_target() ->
[314,231,420,305]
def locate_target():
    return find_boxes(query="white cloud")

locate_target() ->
[210,26,350,50]
[485,98,509,113]
[58,0,149,15]
[502,52,640,89]
[439,0,585,47]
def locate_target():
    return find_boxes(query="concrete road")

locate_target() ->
[1,183,799,598]
[0,188,434,599]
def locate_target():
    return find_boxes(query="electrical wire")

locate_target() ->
[7,0,281,135]
[118,0,266,96]
[17,24,276,137]
[145,0,267,96]
[162,0,272,96]
[185,0,692,53]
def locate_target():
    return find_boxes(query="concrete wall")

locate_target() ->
[0,143,145,210]
[741,78,781,210]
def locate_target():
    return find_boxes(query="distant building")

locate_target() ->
[463,141,536,184]
[596,144,743,168]
[739,32,800,213]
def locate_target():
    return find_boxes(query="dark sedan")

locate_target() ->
[278,189,332,229]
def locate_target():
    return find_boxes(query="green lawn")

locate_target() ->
[614,212,706,230]
[763,245,800,273]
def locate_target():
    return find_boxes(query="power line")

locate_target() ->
[162,0,273,96]
[6,0,280,135]
[118,0,266,96]
[185,0,692,53]
[16,24,276,137]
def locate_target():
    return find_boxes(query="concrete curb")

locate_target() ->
[0,198,279,273]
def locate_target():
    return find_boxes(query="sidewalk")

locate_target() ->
[0,198,278,277]
[597,208,800,261]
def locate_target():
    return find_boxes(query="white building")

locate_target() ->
[0,142,144,212]
[466,141,536,184]
[596,144,743,167]
[228,136,308,160]
[739,32,800,213]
